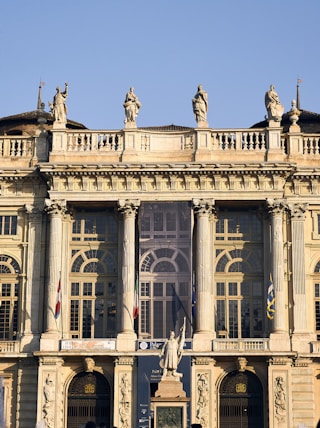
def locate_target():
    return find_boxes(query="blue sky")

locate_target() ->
[1,0,319,130]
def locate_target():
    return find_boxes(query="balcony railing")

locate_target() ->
[0,341,20,353]
[213,338,269,352]
[0,137,35,158]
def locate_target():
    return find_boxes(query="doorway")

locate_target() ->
[67,371,111,428]
[219,370,264,428]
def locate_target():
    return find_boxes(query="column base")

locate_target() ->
[117,331,137,351]
[192,331,215,352]
[20,333,40,353]
[269,332,291,352]
[40,332,61,351]
[291,332,315,353]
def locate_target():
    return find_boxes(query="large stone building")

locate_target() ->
[0,82,320,428]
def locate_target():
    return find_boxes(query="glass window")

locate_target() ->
[0,216,17,235]
[139,202,192,339]
[0,256,20,340]
[70,208,118,338]
[215,207,264,338]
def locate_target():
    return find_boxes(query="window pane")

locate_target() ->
[316,301,320,331]
[315,283,320,298]
[216,300,226,332]
[94,299,104,338]
[82,300,92,338]
[228,283,237,296]
[154,212,163,231]
[154,301,163,338]
[154,283,163,297]
[166,212,176,231]
[228,300,238,338]
[216,282,225,296]
[241,300,250,338]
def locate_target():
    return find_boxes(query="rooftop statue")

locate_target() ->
[265,84,284,122]
[49,83,68,124]
[192,84,208,125]
[159,317,186,379]
[123,87,141,125]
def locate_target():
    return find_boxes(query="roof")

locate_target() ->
[0,110,87,132]
[251,109,320,133]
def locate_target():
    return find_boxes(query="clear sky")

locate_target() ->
[1,0,319,130]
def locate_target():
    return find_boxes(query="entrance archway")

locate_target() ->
[219,370,264,428]
[67,371,111,428]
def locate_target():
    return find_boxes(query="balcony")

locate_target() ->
[212,338,269,352]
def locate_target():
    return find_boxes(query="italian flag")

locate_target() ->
[133,275,139,319]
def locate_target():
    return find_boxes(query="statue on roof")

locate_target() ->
[123,87,141,127]
[49,82,68,124]
[192,84,208,126]
[265,84,284,122]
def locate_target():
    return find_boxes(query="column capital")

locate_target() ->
[288,202,308,220]
[24,204,43,221]
[266,198,287,215]
[117,199,140,216]
[192,198,215,216]
[44,199,68,216]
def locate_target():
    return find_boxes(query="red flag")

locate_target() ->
[133,275,139,319]
[54,276,61,319]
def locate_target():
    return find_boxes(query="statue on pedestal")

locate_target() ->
[123,87,141,125]
[160,318,186,379]
[265,84,284,122]
[192,84,208,125]
[49,83,68,124]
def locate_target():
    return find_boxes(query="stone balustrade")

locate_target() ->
[212,338,269,352]
[0,341,20,353]
[0,136,35,158]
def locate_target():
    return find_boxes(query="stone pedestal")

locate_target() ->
[151,378,189,428]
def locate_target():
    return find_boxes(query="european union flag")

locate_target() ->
[266,274,275,320]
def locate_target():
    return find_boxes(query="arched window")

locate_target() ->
[139,202,192,339]
[0,255,20,340]
[69,209,118,339]
[215,208,264,339]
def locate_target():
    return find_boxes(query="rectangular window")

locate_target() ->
[0,216,17,235]
[315,283,320,337]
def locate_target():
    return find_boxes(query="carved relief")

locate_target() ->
[274,376,286,424]
[84,357,95,372]
[119,373,131,428]
[43,374,55,428]
[196,372,209,428]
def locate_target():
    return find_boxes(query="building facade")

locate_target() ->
[0,84,320,427]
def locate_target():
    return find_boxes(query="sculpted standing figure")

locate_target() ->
[265,84,284,122]
[160,318,186,378]
[49,82,68,123]
[123,87,141,124]
[192,84,208,124]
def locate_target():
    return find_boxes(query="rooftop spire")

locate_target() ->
[296,78,302,109]
[37,81,45,110]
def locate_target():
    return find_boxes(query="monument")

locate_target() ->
[151,319,189,428]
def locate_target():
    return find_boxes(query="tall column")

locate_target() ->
[21,205,43,351]
[267,199,290,352]
[267,199,287,333]
[117,200,140,351]
[41,200,67,350]
[192,199,215,351]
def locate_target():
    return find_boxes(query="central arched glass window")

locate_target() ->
[69,209,118,338]
[139,202,192,339]
[215,208,264,339]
